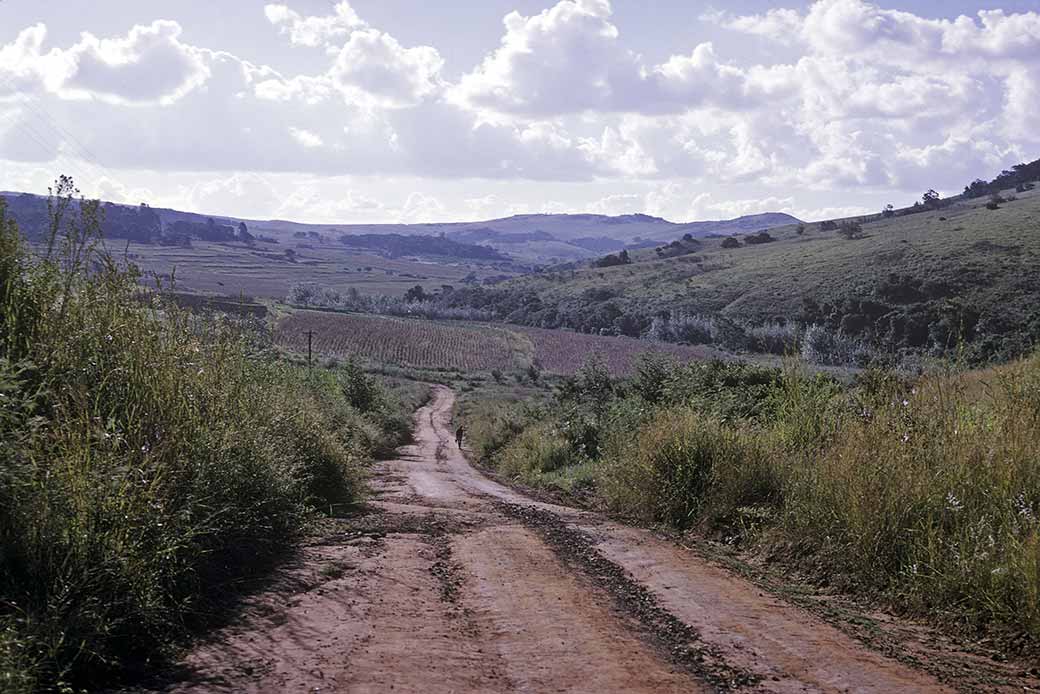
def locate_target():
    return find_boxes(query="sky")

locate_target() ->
[1,0,1039,224]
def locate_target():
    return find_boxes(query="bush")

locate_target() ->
[801,324,875,367]
[784,357,1040,631]
[0,187,399,691]
[837,221,864,239]
[743,231,776,245]
[497,422,577,482]
[601,408,777,529]
[720,237,741,249]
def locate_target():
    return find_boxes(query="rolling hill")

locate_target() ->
[432,184,1040,363]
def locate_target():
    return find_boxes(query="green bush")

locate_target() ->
[497,422,578,483]
[601,408,777,529]
[0,188,399,691]
[784,356,1040,631]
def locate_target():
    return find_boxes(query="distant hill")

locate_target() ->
[674,212,802,238]
[0,189,803,266]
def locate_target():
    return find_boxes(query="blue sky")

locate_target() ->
[1,0,1039,223]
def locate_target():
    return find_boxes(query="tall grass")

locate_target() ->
[0,188,402,692]
[469,353,1040,637]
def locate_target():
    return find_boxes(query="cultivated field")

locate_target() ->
[121,239,516,300]
[274,309,719,375]
[276,311,531,371]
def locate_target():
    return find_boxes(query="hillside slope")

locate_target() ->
[441,186,1040,362]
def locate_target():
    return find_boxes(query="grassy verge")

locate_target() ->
[0,187,412,692]
[463,353,1040,640]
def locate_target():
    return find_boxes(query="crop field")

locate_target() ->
[275,310,531,371]
[119,239,517,300]
[274,309,719,375]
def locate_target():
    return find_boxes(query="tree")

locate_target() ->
[593,249,632,267]
[720,236,741,249]
[820,220,838,231]
[922,189,941,209]
[404,284,429,302]
[837,220,863,239]
[882,204,895,218]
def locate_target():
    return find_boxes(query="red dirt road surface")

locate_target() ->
[143,386,1039,693]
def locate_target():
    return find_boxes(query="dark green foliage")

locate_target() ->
[743,231,776,245]
[593,249,631,267]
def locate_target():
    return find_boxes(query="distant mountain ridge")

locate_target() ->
[0,189,802,264]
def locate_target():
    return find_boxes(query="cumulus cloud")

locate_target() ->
[264,1,366,48]
[0,25,52,97]
[454,0,786,115]
[2,0,1040,223]
[58,20,210,104]
[330,29,443,107]
[0,20,210,105]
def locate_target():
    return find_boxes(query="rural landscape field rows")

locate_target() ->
[275,309,721,375]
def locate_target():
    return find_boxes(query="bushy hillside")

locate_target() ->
[437,184,1040,363]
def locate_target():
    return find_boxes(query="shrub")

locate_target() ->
[801,324,874,367]
[784,356,1040,631]
[743,231,776,245]
[600,408,777,529]
[0,186,396,691]
[837,220,864,239]
[497,422,577,482]
[720,237,741,249]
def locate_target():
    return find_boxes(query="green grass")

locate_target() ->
[0,191,412,692]
[463,353,1040,638]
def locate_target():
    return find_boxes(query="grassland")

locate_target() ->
[478,185,1040,361]
[463,352,1040,643]
[274,309,722,376]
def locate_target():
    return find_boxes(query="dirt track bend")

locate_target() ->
[150,386,1025,693]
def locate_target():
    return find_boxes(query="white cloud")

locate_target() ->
[703,8,804,44]
[289,126,323,148]
[264,1,366,48]
[330,29,443,107]
[59,20,210,105]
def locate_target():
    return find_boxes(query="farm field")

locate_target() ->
[274,309,721,375]
[117,239,517,299]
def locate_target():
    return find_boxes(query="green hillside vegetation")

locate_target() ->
[464,353,1040,640]
[0,184,415,693]
[436,181,1040,364]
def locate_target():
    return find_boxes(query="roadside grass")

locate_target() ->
[0,191,409,692]
[464,353,1040,639]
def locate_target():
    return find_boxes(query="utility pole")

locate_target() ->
[303,330,316,371]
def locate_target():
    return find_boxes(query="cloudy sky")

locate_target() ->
[1,0,1038,224]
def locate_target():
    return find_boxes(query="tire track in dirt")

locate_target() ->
[132,385,1033,693]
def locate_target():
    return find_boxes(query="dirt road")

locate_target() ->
[152,386,1037,693]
